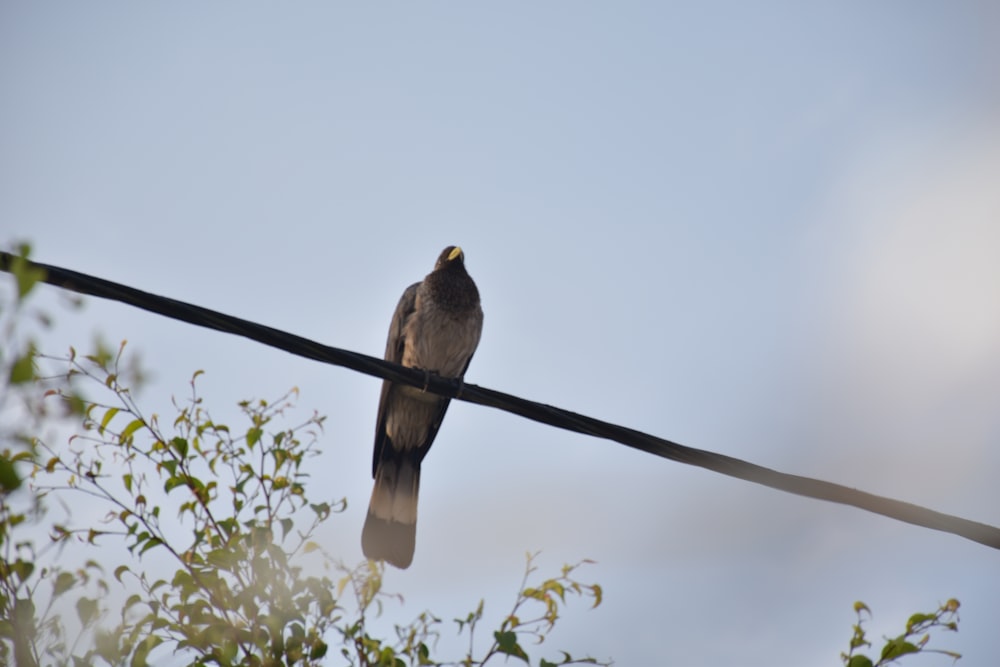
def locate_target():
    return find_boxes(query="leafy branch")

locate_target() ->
[3,300,608,666]
[842,599,961,667]
[449,554,606,667]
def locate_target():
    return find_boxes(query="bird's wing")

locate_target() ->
[458,307,485,376]
[413,395,452,465]
[372,282,419,476]
[384,282,420,364]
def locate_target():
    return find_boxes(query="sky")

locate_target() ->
[2,2,1000,665]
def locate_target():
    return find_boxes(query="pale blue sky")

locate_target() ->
[3,3,1000,665]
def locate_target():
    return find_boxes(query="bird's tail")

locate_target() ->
[362,456,420,569]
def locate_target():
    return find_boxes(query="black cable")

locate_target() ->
[3,249,998,551]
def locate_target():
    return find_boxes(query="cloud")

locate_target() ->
[813,113,1000,501]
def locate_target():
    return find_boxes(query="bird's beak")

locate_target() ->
[448,247,463,261]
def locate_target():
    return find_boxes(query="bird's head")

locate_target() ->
[435,246,465,270]
[427,245,479,307]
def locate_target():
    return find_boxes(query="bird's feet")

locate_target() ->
[418,370,463,398]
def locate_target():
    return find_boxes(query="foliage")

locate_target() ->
[0,242,90,666]
[0,241,58,491]
[841,599,961,667]
[0,252,609,666]
[0,243,120,666]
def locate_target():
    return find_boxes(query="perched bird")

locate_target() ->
[362,246,483,569]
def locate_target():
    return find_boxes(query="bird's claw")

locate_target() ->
[419,370,464,398]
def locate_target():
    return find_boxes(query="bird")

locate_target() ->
[362,245,483,569]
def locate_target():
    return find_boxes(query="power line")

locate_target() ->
[3,249,999,551]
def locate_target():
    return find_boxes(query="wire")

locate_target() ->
[3,249,999,551]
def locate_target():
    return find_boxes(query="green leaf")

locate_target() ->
[9,247,47,300]
[310,502,331,519]
[120,418,144,444]
[99,407,120,435]
[880,637,919,661]
[76,597,98,625]
[8,559,34,583]
[171,437,188,458]
[0,455,22,492]
[494,630,529,663]
[310,641,328,659]
[217,517,238,537]
[206,548,236,570]
[130,634,162,667]
[846,655,873,667]
[139,537,163,555]
[12,597,36,632]
[906,612,935,632]
[93,628,122,663]
[164,476,186,494]
[9,348,36,384]
[53,571,76,596]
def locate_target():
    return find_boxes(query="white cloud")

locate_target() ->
[812,114,1000,500]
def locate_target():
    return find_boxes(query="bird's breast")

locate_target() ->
[402,302,482,377]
